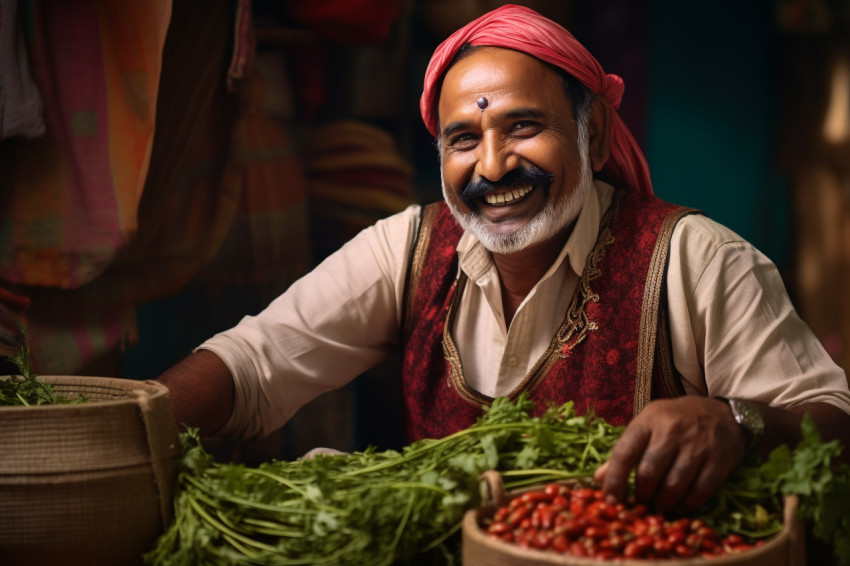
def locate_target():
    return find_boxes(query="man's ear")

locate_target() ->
[588,96,611,173]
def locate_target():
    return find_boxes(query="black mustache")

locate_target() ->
[460,165,555,205]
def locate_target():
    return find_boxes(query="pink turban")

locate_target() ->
[420,4,653,195]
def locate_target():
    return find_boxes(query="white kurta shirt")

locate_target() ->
[201,181,850,440]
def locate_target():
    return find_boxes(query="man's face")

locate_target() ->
[437,47,592,254]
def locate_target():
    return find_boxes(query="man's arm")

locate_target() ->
[157,349,235,437]
[594,396,850,514]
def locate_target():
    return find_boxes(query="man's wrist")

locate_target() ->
[715,397,765,454]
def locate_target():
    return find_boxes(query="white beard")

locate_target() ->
[441,120,593,255]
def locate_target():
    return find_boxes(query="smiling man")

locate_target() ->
[158,4,850,515]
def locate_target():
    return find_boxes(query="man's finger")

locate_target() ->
[632,442,678,506]
[674,456,735,514]
[601,424,651,503]
[593,460,609,485]
[651,452,704,513]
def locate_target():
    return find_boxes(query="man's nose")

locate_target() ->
[475,132,518,183]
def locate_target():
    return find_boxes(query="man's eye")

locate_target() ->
[449,133,477,147]
[512,121,537,132]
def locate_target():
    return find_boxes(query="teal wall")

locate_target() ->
[646,1,791,269]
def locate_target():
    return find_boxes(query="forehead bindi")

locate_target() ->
[438,47,567,129]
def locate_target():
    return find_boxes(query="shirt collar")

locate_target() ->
[456,180,615,281]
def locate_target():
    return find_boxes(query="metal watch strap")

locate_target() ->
[717,397,764,454]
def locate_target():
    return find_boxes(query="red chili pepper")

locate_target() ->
[586,500,618,521]
[560,517,585,538]
[572,488,595,499]
[530,530,552,549]
[486,521,510,534]
[730,543,754,554]
[506,504,532,527]
[632,518,649,536]
[520,490,551,504]
[538,504,556,529]
[653,538,673,556]
[623,539,650,559]
[530,507,542,528]
[569,499,586,517]
[584,525,610,540]
[667,530,687,546]
[675,543,696,557]
[552,494,569,507]
[551,532,569,552]
[569,540,587,556]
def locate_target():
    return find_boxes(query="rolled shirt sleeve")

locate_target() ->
[667,214,850,413]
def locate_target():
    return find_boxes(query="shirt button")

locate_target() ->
[507,356,519,367]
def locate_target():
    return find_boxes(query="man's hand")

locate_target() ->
[593,396,747,514]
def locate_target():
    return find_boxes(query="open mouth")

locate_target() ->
[482,185,534,207]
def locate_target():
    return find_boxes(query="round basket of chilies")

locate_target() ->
[462,471,805,566]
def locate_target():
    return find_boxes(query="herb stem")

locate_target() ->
[188,496,280,553]
[383,492,415,566]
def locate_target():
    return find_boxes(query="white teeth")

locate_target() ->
[483,186,533,206]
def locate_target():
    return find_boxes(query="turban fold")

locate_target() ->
[420,4,653,195]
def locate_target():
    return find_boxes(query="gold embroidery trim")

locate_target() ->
[402,204,441,342]
[632,207,700,416]
[442,276,489,405]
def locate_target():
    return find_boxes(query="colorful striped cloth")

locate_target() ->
[0,1,412,378]
[0,0,172,289]
[0,0,252,375]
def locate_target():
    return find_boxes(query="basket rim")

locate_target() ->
[0,375,170,412]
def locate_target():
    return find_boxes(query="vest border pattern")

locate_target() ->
[402,204,442,343]
[633,206,699,415]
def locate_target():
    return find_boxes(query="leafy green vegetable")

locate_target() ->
[145,397,621,565]
[0,323,88,406]
[701,413,850,564]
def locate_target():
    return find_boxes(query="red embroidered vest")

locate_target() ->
[400,190,697,442]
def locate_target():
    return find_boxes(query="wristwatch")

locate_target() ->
[718,397,764,454]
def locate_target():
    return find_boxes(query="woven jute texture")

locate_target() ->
[0,376,181,566]
[462,472,806,566]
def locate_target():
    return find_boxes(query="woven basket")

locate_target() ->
[463,472,806,566]
[0,376,181,566]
